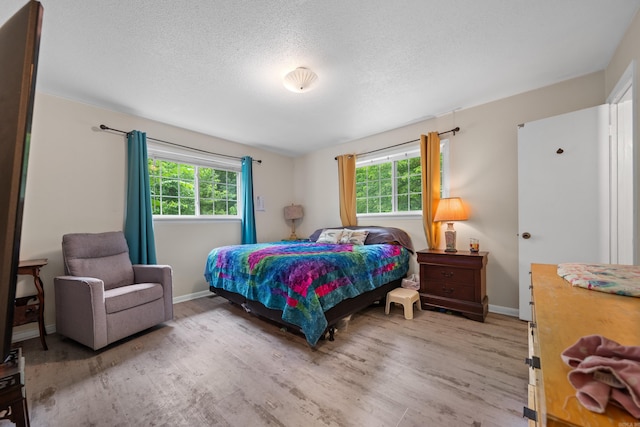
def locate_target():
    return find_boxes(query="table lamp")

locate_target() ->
[433,197,468,252]
[283,204,304,240]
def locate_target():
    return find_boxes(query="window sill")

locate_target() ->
[357,212,422,220]
[152,215,241,223]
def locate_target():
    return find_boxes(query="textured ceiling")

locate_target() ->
[2,1,639,156]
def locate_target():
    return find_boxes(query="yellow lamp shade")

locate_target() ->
[434,197,468,222]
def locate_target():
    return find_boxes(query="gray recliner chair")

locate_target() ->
[54,231,173,350]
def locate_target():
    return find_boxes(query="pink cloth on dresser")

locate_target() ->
[561,335,640,418]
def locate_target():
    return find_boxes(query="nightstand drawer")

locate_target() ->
[422,265,474,285]
[425,281,475,301]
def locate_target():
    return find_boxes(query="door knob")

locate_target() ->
[522,232,531,239]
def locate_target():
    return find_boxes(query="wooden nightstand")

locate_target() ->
[416,249,488,322]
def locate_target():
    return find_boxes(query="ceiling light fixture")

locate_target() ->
[283,67,318,93]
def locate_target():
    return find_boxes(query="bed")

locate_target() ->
[204,226,413,346]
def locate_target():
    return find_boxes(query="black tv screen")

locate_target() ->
[0,1,43,362]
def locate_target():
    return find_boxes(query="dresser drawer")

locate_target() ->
[424,281,475,301]
[422,265,474,285]
[526,322,543,426]
[527,384,539,427]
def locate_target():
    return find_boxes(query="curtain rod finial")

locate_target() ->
[99,124,108,130]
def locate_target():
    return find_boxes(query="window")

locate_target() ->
[355,140,449,215]
[147,145,240,217]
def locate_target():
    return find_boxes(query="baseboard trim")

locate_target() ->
[10,296,518,344]
[12,290,213,344]
[488,304,519,318]
[172,289,211,304]
[12,324,56,344]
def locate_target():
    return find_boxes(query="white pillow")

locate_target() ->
[316,228,344,244]
[339,229,369,245]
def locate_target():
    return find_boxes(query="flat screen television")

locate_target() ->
[0,1,43,362]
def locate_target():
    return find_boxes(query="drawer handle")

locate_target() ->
[525,356,541,369]
[441,286,454,294]
[523,407,537,421]
[440,271,454,278]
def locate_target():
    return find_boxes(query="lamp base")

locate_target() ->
[443,223,457,252]
[285,219,300,241]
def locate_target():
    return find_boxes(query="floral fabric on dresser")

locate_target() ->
[557,263,640,297]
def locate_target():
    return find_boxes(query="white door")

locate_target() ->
[518,105,610,321]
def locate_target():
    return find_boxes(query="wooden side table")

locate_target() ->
[14,259,48,350]
[416,249,488,322]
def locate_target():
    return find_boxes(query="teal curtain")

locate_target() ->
[124,130,157,264]
[241,156,257,244]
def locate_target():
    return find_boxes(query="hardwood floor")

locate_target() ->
[12,296,528,426]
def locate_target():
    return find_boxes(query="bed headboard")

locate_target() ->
[309,226,414,253]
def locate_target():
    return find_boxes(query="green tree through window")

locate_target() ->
[356,157,422,214]
[148,158,238,216]
[355,142,448,215]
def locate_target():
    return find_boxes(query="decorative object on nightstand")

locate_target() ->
[283,204,304,240]
[416,249,488,321]
[434,197,468,252]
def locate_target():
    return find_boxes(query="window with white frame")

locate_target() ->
[147,144,241,217]
[355,140,449,215]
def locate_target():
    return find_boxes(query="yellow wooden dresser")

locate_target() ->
[526,263,640,426]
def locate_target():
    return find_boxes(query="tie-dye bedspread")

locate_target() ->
[557,263,640,297]
[204,242,410,345]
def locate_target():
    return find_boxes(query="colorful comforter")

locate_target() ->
[204,242,410,345]
[557,263,640,297]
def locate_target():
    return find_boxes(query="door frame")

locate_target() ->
[607,60,637,264]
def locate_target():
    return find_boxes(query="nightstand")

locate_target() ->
[416,249,488,322]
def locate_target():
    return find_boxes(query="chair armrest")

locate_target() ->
[132,265,173,321]
[54,276,108,350]
[132,264,172,285]
[54,276,105,299]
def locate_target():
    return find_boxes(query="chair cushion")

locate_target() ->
[63,231,134,290]
[104,283,164,314]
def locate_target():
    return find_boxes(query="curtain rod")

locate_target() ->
[334,127,460,160]
[99,124,262,164]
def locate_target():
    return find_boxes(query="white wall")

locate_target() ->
[293,71,606,312]
[16,93,294,334]
[606,10,640,99]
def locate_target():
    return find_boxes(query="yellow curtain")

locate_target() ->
[337,154,357,227]
[420,132,441,249]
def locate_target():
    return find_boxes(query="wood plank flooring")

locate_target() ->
[11,296,529,426]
